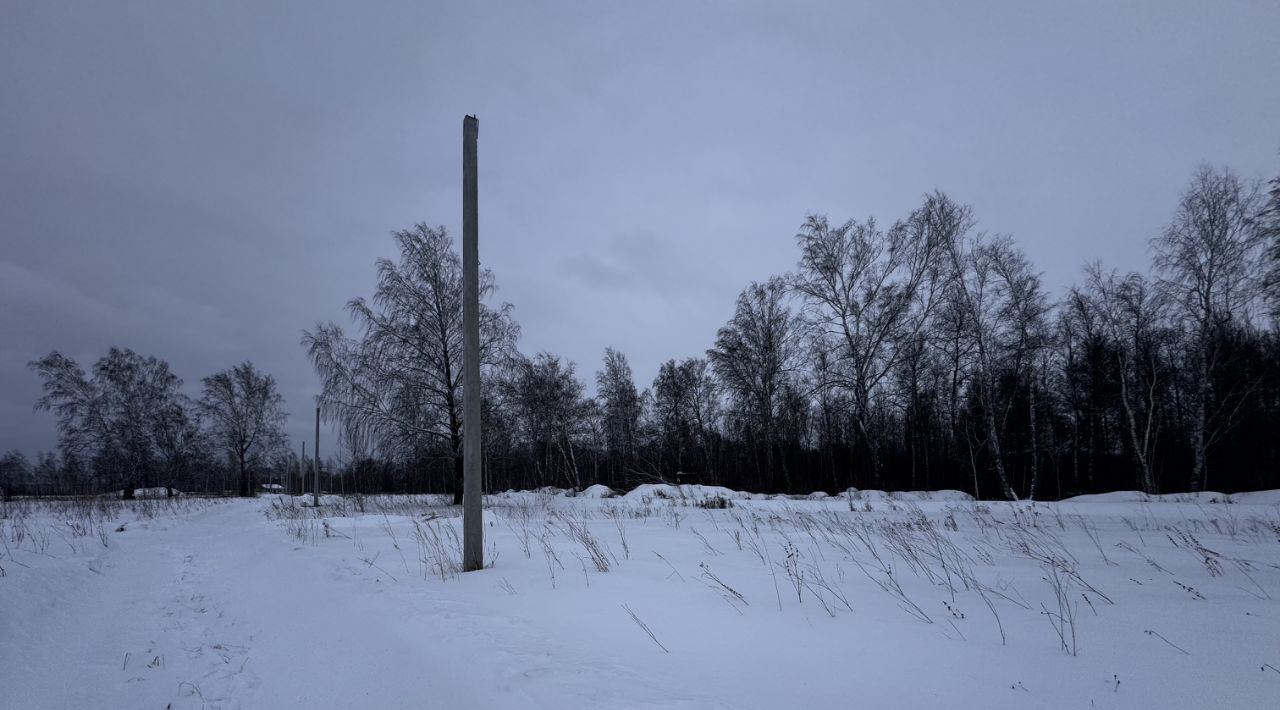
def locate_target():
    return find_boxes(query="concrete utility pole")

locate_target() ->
[313,406,321,507]
[299,440,305,496]
[462,114,483,572]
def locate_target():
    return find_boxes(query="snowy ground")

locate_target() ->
[3,487,1279,709]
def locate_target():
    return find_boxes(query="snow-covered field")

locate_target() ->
[3,486,1279,709]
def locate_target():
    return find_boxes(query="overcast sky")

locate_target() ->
[2,1,1278,460]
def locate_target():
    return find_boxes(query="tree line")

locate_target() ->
[7,354,288,499]
[11,163,1278,501]
[306,164,1280,501]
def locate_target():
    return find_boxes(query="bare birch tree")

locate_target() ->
[200,362,287,497]
[1261,169,1280,319]
[1084,266,1170,493]
[989,242,1052,499]
[944,235,1021,500]
[501,353,591,489]
[597,348,643,476]
[792,193,952,488]
[303,224,518,503]
[30,348,193,498]
[1153,166,1266,490]
[709,277,800,490]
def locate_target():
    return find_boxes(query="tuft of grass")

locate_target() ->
[622,603,669,653]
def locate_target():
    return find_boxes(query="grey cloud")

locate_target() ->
[2,1,1278,457]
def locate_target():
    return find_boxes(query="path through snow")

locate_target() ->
[3,500,723,709]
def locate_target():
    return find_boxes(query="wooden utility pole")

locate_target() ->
[313,406,321,507]
[462,114,483,572]
[298,440,305,496]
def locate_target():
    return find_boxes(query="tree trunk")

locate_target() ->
[1119,374,1155,494]
[854,398,881,490]
[451,449,463,506]
[982,380,1017,501]
[1028,383,1040,500]
[965,427,981,500]
[1189,332,1212,493]
[238,448,252,497]
[1190,389,1208,492]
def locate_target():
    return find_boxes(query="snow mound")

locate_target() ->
[1230,490,1280,505]
[807,491,830,499]
[889,490,976,502]
[576,484,617,499]
[1061,491,1150,503]
[622,483,676,500]
[1063,490,1251,504]
[1148,491,1231,503]
[687,484,750,500]
[925,489,975,502]
[622,483,748,503]
[132,487,177,499]
[836,489,974,503]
